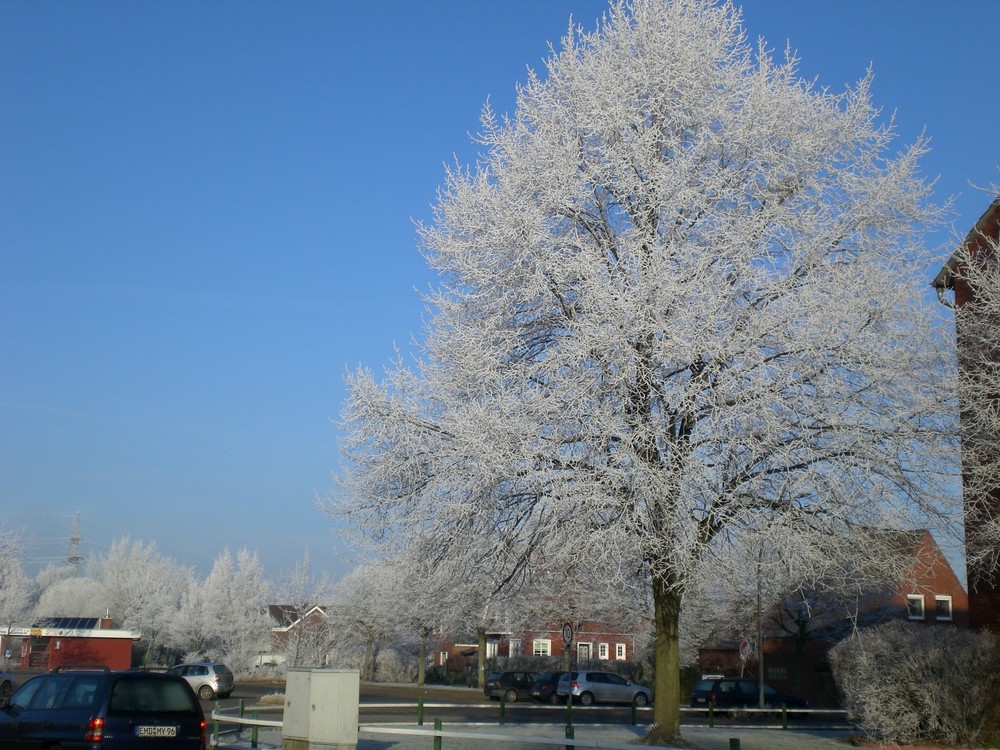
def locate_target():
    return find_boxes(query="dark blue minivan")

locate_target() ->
[0,666,206,748]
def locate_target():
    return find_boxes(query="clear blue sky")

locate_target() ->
[2,1,997,581]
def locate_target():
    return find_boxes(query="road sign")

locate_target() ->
[562,622,573,644]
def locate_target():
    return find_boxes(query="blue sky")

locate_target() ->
[2,1,997,582]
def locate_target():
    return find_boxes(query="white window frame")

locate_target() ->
[934,595,953,622]
[508,637,522,656]
[486,640,499,658]
[577,642,592,661]
[439,651,448,666]
[615,643,627,660]
[906,594,925,621]
[598,643,609,660]
[532,639,551,657]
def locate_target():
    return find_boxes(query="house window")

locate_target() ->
[935,595,953,622]
[439,651,448,666]
[577,642,592,661]
[615,643,627,660]
[486,640,499,658]
[598,643,609,660]
[533,639,551,657]
[906,594,925,620]
[509,637,522,656]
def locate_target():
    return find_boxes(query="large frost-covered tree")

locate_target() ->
[333,0,953,738]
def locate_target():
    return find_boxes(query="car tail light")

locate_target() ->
[569,680,580,690]
[85,716,104,742]
[200,719,207,749]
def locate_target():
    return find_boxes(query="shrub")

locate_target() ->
[829,621,1000,746]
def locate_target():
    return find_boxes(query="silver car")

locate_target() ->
[557,670,652,706]
[167,661,234,700]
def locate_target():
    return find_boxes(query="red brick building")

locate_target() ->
[698,530,968,707]
[933,195,1000,632]
[1,618,140,670]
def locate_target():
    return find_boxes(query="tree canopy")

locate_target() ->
[333,0,954,739]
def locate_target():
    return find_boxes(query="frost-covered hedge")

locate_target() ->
[829,621,1000,746]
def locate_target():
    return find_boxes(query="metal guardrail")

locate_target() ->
[210,699,850,748]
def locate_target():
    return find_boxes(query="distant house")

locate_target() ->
[260,604,332,667]
[698,530,968,707]
[434,619,645,682]
[1,617,141,671]
[933,194,1000,632]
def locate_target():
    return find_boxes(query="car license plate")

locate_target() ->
[135,725,178,737]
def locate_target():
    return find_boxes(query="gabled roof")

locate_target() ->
[933,195,1000,297]
[268,604,328,632]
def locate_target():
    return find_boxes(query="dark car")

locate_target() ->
[483,670,539,703]
[689,677,808,713]
[0,665,206,748]
[530,671,567,704]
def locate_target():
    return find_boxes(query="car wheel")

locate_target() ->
[503,689,518,703]
[0,680,11,698]
[579,692,595,706]
[633,692,649,707]
[198,685,215,701]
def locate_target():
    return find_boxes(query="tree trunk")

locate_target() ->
[647,576,682,743]
[418,629,428,686]
[477,627,487,688]
[363,636,374,681]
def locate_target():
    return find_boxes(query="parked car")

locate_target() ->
[167,661,235,700]
[556,670,652,706]
[530,671,567,704]
[483,670,539,702]
[0,672,14,699]
[0,665,206,748]
[689,677,808,712]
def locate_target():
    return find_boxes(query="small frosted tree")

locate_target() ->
[0,528,36,652]
[92,538,188,666]
[272,552,335,668]
[333,0,954,739]
[201,549,273,673]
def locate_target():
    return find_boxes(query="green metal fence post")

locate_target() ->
[499,694,506,725]
[781,703,788,730]
[565,724,575,750]
[213,702,220,745]
[251,709,259,749]
[434,718,442,750]
[708,702,714,728]
[631,701,637,726]
[418,696,425,726]
[729,739,741,750]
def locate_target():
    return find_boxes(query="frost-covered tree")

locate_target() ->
[170,578,210,656]
[333,0,953,739]
[34,576,110,620]
[272,551,335,668]
[92,538,189,665]
[0,528,36,639]
[327,562,394,681]
[201,548,273,673]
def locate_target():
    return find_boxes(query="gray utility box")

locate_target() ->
[282,668,360,750]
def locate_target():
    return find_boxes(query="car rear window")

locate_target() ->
[109,678,200,716]
[692,679,716,692]
[214,665,232,676]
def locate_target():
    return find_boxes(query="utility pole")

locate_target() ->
[67,512,82,574]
